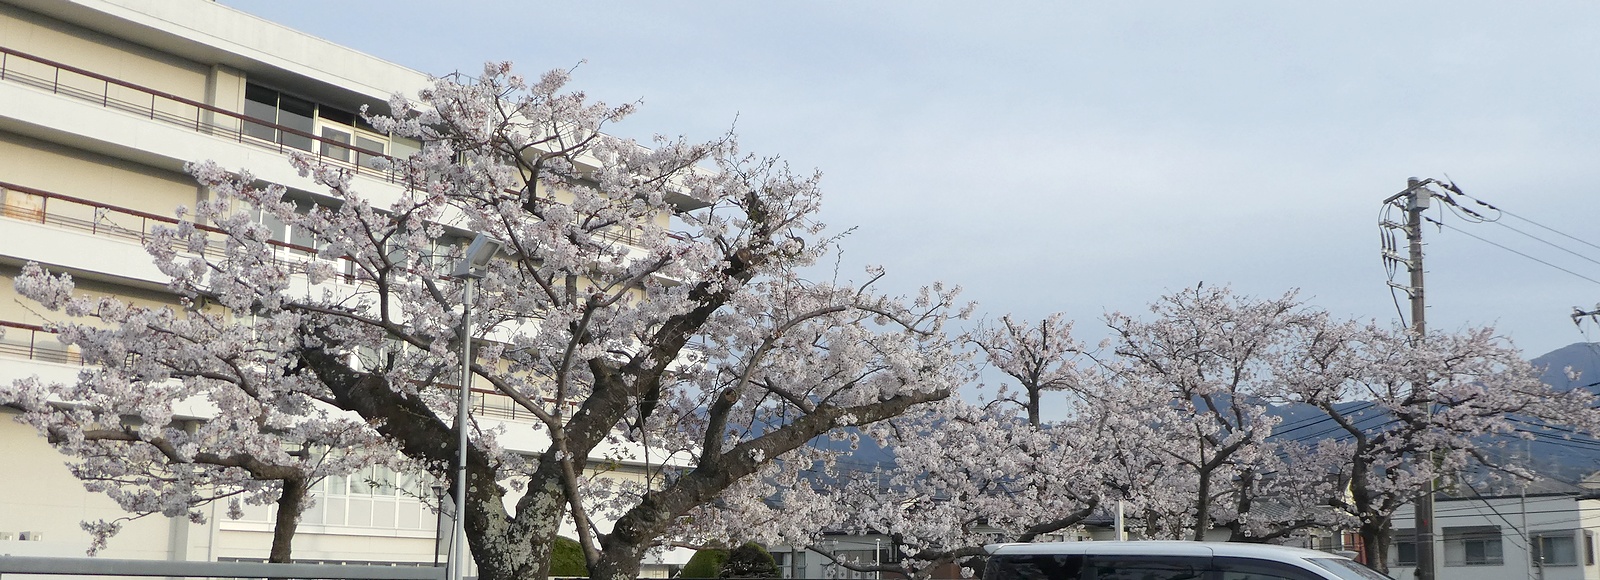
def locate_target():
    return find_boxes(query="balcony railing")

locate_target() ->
[0,320,81,365]
[0,179,369,284]
[0,46,407,185]
[0,47,667,250]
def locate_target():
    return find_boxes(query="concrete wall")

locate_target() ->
[0,408,201,559]
[0,2,209,102]
[0,130,200,218]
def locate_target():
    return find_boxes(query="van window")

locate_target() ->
[1089,557,1207,580]
[985,555,1087,580]
[987,555,1211,580]
[1213,556,1324,580]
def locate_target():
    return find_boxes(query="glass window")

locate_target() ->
[318,105,356,126]
[391,136,422,159]
[1443,526,1503,566]
[254,207,287,243]
[1586,530,1595,566]
[1534,531,1579,566]
[1089,557,1206,580]
[243,82,404,165]
[276,93,316,152]
[1307,558,1393,580]
[1393,529,1417,567]
[243,83,279,142]
[320,126,352,163]
[356,134,386,169]
[983,555,1086,580]
[1213,557,1326,580]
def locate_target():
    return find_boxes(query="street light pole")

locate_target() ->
[432,484,448,568]
[450,234,503,580]
[454,277,472,580]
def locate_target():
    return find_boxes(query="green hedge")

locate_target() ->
[681,547,731,578]
[720,543,780,579]
[550,535,588,577]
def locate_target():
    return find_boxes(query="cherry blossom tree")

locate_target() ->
[5,63,969,580]
[814,399,1113,578]
[765,318,1150,579]
[1102,286,1328,541]
[1279,321,1600,572]
[0,278,399,561]
[971,313,1088,426]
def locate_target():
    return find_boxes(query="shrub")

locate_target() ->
[720,543,780,579]
[682,547,731,578]
[550,536,588,577]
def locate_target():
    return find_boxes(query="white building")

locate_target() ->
[0,0,688,574]
[1389,493,1600,580]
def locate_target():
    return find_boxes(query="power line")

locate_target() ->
[1496,206,1600,256]
[1426,216,1600,287]
[1488,219,1600,270]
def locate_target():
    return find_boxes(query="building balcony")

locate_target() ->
[0,45,412,206]
[0,179,368,292]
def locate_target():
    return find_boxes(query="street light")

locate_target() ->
[453,235,503,279]
[450,233,502,580]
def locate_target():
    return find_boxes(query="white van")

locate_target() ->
[983,541,1393,580]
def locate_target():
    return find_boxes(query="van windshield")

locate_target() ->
[1307,558,1393,580]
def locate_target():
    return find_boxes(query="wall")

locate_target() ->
[0,408,202,559]
[0,2,209,102]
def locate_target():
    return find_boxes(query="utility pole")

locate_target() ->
[1396,177,1437,580]
[1382,178,1436,579]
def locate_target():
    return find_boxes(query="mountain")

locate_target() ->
[1531,342,1600,394]
[1515,343,1600,486]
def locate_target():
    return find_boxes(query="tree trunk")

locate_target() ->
[1027,388,1041,428]
[1360,520,1391,573]
[269,475,309,563]
[1192,468,1212,541]
[468,461,568,580]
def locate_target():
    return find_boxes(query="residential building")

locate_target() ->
[0,0,687,574]
[1389,493,1600,580]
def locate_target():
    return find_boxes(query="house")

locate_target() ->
[0,0,689,574]
[1389,492,1600,580]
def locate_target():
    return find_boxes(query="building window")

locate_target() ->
[1443,526,1503,566]
[1534,531,1580,567]
[1394,529,1417,567]
[244,83,314,152]
[228,465,434,532]
[242,83,419,168]
[306,466,432,529]
[1586,530,1595,566]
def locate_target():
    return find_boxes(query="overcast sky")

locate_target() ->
[224,1,1600,363]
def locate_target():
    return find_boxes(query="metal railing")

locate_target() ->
[0,47,673,253]
[0,180,368,283]
[1,179,200,246]
[0,47,662,250]
[0,46,408,185]
[0,320,80,365]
